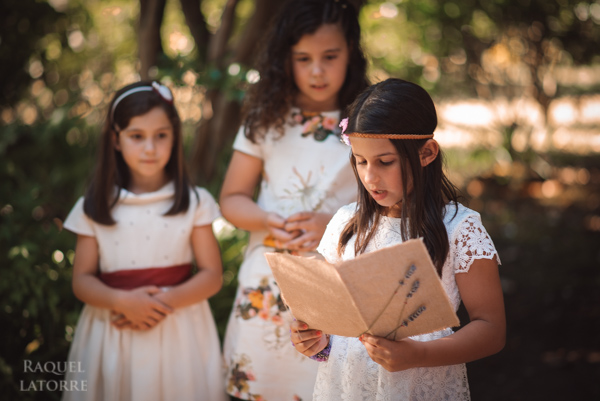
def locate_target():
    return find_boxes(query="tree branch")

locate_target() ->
[208,0,239,65]
[178,0,211,65]
[138,0,166,80]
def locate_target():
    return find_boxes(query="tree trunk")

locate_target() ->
[190,0,283,184]
[178,0,211,65]
[139,0,166,80]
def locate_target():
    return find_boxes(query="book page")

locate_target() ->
[339,239,459,339]
[265,253,366,336]
[266,239,459,339]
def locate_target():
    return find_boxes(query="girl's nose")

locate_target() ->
[144,138,156,152]
[311,62,324,77]
[363,166,379,185]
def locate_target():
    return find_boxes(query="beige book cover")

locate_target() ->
[265,238,459,339]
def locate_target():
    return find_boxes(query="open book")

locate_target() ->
[265,238,459,339]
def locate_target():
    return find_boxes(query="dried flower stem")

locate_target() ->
[385,305,427,338]
[359,264,418,338]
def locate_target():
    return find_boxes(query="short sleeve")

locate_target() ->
[232,125,263,159]
[453,215,501,273]
[193,187,221,227]
[63,197,95,237]
[317,203,356,264]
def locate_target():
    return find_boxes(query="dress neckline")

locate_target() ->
[118,181,175,204]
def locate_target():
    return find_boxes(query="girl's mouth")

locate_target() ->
[370,189,387,201]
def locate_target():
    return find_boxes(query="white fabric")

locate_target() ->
[61,182,228,401]
[222,109,357,400]
[314,202,501,401]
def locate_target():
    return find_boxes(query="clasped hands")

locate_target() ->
[266,211,330,252]
[110,286,173,331]
[290,319,422,372]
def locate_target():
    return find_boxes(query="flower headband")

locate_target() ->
[339,118,434,146]
[111,81,173,126]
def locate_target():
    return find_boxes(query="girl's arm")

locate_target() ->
[71,235,172,329]
[219,150,297,243]
[153,224,223,309]
[361,257,506,372]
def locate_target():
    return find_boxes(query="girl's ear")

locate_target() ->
[419,139,439,167]
[112,131,121,152]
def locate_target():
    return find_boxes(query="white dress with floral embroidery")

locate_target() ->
[313,202,501,401]
[222,109,357,401]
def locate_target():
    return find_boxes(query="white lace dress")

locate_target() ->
[314,202,501,401]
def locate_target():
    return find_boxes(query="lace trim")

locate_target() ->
[454,216,500,273]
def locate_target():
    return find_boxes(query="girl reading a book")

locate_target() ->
[290,78,506,400]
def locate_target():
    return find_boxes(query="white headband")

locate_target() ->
[111,82,173,126]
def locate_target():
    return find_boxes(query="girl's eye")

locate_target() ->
[157,132,170,139]
[295,57,309,63]
[325,54,338,61]
[380,160,394,166]
[355,159,366,165]
[131,134,143,140]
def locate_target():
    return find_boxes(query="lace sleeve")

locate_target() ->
[454,215,501,273]
[317,203,356,264]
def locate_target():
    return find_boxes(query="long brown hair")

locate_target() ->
[339,78,461,275]
[242,0,369,142]
[83,81,194,225]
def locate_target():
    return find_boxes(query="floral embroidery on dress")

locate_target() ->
[281,167,327,212]
[227,354,263,400]
[235,277,287,323]
[234,278,295,351]
[291,110,340,141]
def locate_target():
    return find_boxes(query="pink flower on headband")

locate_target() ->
[339,118,351,146]
[339,118,348,134]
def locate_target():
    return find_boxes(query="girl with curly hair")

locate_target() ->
[219,0,369,399]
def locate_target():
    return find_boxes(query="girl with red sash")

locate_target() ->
[62,81,227,401]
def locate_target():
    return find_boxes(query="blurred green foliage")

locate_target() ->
[1,0,600,399]
[0,109,95,400]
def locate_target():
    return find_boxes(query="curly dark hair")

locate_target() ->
[338,78,462,276]
[243,0,369,142]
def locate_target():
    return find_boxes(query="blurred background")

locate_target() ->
[1,0,599,399]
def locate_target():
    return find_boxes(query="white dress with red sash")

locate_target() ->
[61,182,227,401]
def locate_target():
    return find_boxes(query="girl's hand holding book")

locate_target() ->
[111,286,173,330]
[290,320,329,357]
[360,333,423,373]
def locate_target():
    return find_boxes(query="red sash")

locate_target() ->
[99,263,192,290]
